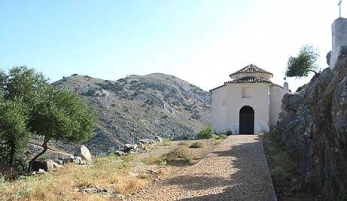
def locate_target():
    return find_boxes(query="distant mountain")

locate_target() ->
[52,73,211,154]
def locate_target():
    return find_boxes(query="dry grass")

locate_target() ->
[0,156,149,200]
[160,139,172,146]
[0,138,224,200]
[177,141,189,146]
[163,147,192,162]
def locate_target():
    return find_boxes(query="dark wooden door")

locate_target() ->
[239,106,254,134]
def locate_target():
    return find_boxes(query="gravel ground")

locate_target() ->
[128,135,277,201]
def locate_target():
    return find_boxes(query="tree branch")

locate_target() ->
[28,136,50,172]
[308,69,318,75]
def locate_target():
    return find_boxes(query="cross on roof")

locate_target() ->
[339,0,344,17]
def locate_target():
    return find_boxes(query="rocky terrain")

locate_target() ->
[277,52,347,200]
[51,73,211,155]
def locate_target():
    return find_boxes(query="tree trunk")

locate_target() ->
[28,137,50,172]
[309,69,318,75]
[8,140,15,166]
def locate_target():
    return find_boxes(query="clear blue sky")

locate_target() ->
[0,0,342,91]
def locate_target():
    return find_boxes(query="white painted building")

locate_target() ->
[210,64,285,135]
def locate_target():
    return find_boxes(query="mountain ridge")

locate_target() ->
[52,73,211,154]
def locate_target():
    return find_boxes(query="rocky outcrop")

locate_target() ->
[52,73,211,155]
[75,145,92,162]
[278,54,347,200]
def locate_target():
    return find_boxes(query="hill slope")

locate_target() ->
[53,73,211,154]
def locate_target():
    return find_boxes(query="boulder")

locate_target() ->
[75,145,92,161]
[31,160,53,172]
[37,169,46,174]
[74,156,82,164]
[115,150,125,156]
[123,144,138,153]
[326,51,331,65]
[139,139,156,145]
[138,143,147,150]
[154,136,163,142]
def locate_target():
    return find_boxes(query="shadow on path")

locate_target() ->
[162,136,277,201]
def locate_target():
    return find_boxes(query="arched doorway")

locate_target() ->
[239,106,254,134]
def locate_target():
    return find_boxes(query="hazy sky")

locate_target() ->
[0,1,343,91]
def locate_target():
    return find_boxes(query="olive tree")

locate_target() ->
[286,45,319,78]
[0,66,97,171]
[28,86,97,170]
[0,99,30,167]
[0,67,45,168]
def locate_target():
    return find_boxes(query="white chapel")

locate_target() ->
[210,64,285,135]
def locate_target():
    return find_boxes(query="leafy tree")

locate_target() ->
[1,67,48,106]
[0,66,97,171]
[0,98,30,167]
[28,86,97,170]
[286,45,319,78]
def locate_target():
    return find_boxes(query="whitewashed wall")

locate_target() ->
[269,85,283,127]
[330,18,347,70]
[211,86,227,133]
[225,83,270,134]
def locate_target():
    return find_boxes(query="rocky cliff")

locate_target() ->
[278,54,347,200]
[52,73,211,154]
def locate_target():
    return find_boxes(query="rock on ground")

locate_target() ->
[75,145,92,161]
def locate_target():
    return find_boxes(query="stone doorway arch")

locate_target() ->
[239,106,254,134]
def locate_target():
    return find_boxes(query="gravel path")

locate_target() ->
[129,135,277,201]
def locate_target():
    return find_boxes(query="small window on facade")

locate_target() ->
[242,87,251,98]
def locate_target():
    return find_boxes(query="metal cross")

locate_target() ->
[339,0,344,17]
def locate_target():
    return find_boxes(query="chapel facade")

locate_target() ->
[210,64,285,135]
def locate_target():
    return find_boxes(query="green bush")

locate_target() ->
[189,142,203,148]
[197,126,212,139]
[212,134,227,140]
[163,147,191,162]
[161,139,172,146]
[177,141,189,146]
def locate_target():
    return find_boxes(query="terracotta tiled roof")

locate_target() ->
[225,76,272,84]
[229,64,273,77]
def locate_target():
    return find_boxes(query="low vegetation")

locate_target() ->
[0,157,148,201]
[161,139,172,146]
[261,129,308,201]
[0,136,226,200]
[163,147,191,162]
[196,126,212,139]
[189,142,203,148]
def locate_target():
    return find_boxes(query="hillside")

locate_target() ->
[52,73,211,154]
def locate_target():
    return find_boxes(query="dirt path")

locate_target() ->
[128,135,277,201]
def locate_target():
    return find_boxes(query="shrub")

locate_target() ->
[142,155,166,165]
[196,126,212,139]
[177,141,189,146]
[189,142,203,148]
[161,139,172,146]
[213,134,227,140]
[271,166,288,178]
[163,147,191,162]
